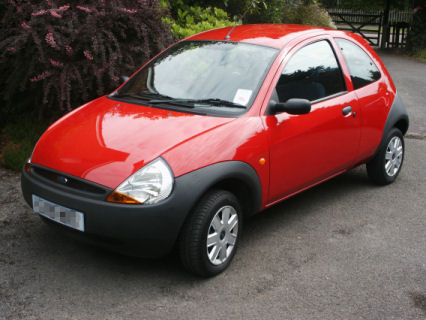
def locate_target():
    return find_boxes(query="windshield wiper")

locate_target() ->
[112,93,246,110]
[110,92,149,100]
[149,98,246,109]
[148,98,195,108]
[193,98,246,109]
[110,91,173,101]
[110,92,195,108]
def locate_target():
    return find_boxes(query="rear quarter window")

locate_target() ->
[335,38,381,90]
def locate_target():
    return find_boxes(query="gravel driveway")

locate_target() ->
[0,53,425,320]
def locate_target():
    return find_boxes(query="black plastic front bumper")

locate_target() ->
[21,161,262,258]
[21,165,194,258]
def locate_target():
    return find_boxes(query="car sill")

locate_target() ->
[265,168,347,208]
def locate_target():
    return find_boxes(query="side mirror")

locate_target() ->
[269,98,311,115]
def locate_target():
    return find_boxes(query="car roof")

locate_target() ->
[186,24,336,49]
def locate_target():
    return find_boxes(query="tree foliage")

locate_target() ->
[161,0,235,39]
[284,2,336,28]
[168,0,335,27]
[406,4,426,53]
[0,0,173,125]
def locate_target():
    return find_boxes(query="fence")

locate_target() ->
[327,8,413,48]
[328,8,413,23]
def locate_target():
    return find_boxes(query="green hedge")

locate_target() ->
[176,0,335,27]
[162,3,236,39]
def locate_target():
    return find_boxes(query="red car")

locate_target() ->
[22,24,409,277]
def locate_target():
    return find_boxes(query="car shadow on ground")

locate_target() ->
[243,165,373,235]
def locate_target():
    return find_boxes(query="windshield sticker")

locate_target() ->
[233,89,252,106]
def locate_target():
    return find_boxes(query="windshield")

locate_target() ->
[113,40,278,115]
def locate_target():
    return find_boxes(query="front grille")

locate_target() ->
[32,166,107,195]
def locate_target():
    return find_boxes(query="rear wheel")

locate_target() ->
[179,190,241,277]
[367,127,405,185]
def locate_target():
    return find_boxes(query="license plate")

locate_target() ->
[32,195,85,232]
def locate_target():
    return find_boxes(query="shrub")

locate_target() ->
[244,0,288,24]
[200,0,335,27]
[284,2,336,28]
[161,1,235,39]
[0,0,173,126]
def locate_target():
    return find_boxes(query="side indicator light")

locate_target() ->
[106,191,141,204]
[259,158,266,165]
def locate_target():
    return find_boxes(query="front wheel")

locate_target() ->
[179,190,242,277]
[367,127,405,185]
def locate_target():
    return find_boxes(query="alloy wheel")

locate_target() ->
[206,205,239,265]
[385,136,403,177]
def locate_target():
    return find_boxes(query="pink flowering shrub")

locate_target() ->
[0,0,173,122]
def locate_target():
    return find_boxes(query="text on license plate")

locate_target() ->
[32,195,85,232]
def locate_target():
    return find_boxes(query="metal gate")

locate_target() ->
[328,9,382,46]
[328,9,413,48]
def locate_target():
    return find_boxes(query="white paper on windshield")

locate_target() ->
[233,89,252,106]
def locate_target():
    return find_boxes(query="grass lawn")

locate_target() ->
[0,118,50,171]
[413,49,426,62]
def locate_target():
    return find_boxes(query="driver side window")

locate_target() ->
[275,40,346,103]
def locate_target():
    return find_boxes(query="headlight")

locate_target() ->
[106,158,174,204]
[25,158,31,174]
[25,145,36,173]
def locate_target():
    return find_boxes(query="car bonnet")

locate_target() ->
[31,96,235,189]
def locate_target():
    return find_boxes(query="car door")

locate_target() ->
[334,37,389,161]
[263,38,361,204]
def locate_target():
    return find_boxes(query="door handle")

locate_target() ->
[342,106,352,116]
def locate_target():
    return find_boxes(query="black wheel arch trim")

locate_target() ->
[176,161,262,217]
[374,92,409,157]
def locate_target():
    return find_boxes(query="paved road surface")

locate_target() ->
[379,51,426,137]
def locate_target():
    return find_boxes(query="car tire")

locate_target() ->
[179,189,242,277]
[367,127,405,185]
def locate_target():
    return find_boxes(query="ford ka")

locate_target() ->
[21,24,409,277]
